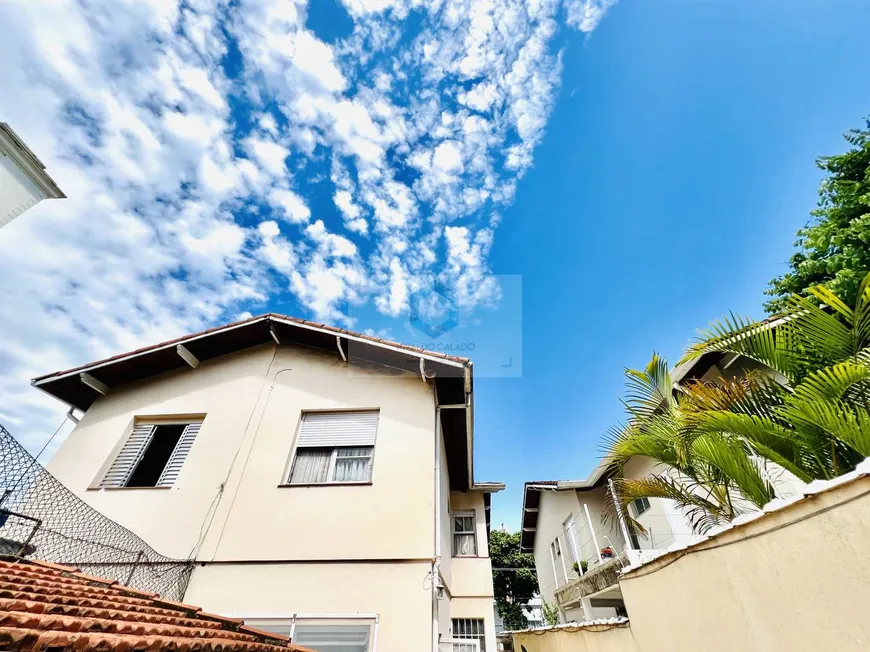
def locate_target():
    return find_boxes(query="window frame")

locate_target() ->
[92,416,205,490]
[282,409,379,487]
[234,614,377,651]
[286,445,375,485]
[632,496,651,517]
[451,617,486,652]
[451,510,478,557]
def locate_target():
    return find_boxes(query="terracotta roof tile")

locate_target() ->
[0,557,312,652]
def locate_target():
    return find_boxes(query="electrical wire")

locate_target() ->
[206,345,286,561]
[183,344,280,561]
[9,416,69,494]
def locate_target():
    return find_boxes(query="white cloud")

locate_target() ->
[565,0,619,32]
[245,137,290,176]
[433,141,464,174]
[0,0,617,454]
[271,188,312,223]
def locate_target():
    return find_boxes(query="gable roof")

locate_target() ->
[519,460,613,553]
[0,556,311,651]
[31,313,483,491]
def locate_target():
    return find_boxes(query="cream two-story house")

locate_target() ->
[32,313,503,652]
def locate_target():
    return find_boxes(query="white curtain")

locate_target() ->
[334,447,372,482]
[289,449,331,483]
[453,515,476,555]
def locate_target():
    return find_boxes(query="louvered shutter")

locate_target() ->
[296,411,379,448]
[156,422,202,487]
[100,424,155,488]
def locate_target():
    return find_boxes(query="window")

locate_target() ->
[452,511,477,556]
[293,623,372,652]
[100,421,202,488]
[287,411,379,485]
[632,496,651,517]
[553,536,562,557]
[243,618,374,652]
[452,618,486,652]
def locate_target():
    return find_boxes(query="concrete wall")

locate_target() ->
[618,475,870,652]
[512,625,637,652]
[517,476,870,652]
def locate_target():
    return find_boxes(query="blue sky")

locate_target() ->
[0,0,868,530]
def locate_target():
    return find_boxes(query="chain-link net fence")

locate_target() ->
[0,422,193,600]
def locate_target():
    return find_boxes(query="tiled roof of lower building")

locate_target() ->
[0,556,312,652]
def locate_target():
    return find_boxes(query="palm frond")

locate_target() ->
[622,353,675,419]
[854,272,870,352]
[680,313,798,381]
[610,475,730,534]
[689,434,775,508]
[783,398,870,460]
[794,360,870,404]
[686,410,817,482]
[784,293,856,367]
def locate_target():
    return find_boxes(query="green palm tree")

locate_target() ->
[681,271,870,479]
[606,272,870,533]
[605,355,776,534]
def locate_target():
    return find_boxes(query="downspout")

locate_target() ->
[432,393,442,652]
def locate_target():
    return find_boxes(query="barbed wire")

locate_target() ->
[0,421,193,600]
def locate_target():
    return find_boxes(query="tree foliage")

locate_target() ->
[489,529,538,630]
[765,120,870,314]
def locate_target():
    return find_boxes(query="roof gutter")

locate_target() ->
[32,314,468,388]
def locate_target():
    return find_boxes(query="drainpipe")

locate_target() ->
[432,397,443,652]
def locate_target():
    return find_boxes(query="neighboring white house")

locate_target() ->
[0,122,65,227]
[32,313,504,652]
[520,349,805,623]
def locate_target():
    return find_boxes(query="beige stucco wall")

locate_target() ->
[48,343,437,561]
[619,475,870,652]
[512,625,638,652]
[47,344,276,558]
[184,562,433,652]
[46,340,500,650]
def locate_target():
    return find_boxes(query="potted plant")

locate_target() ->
[571,560,588,574]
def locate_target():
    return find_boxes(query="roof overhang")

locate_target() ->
[33,312,480,491]
[0,122,65,199]
[519,464,613,553]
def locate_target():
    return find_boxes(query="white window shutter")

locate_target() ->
[157,422,202,487]
[100,424,155,488]
[296,411,379,448]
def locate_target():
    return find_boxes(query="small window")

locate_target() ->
[294,621,373,652]
[632,496,651,517]
[287,411,379,485]
[553,536,562,557]
[100,421,202,488]
[452,618,486,652]
[452,511,477,557]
